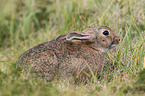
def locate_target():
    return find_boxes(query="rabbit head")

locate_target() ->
[66,26,120,53]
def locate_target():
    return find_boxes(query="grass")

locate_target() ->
[0,0,145,95]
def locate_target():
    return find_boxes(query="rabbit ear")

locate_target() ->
[66,31,90,41]
[56,34,67,41]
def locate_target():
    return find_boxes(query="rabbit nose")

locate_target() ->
[112,36,120,44]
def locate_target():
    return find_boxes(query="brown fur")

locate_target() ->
[16,26,120,83]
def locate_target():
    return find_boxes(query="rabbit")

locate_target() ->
[16,26,120,83]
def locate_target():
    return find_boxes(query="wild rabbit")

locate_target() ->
[16,26,120,83]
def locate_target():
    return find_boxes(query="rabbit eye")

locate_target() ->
[103,30,109,36]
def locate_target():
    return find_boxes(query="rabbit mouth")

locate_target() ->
[110,43,119,49]
[111,44,117,48]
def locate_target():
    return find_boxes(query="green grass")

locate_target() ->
[0,0,145,95]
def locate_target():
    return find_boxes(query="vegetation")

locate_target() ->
[0,0,144,95]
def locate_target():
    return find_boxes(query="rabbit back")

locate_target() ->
[17,41,59,80]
